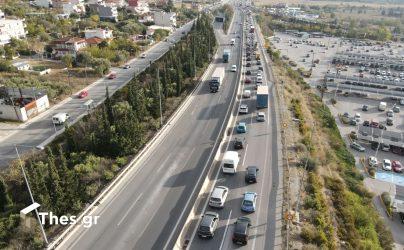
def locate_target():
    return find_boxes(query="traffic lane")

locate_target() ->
[61,34,243,250]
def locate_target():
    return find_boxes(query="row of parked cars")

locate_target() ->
[197,16,263,246]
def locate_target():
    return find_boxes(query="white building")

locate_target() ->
[153,11,176,27]
[129,1,150,14]
[62,2,85,15]
[12,61,31,71]
[34,0,53,8]
[85,28,113,39]
[0,19,27,45]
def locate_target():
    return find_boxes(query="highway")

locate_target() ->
[56,4,245,250]
[0,20,195,168]
[186,8,282,250]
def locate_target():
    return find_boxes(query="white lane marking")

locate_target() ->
[219,209,233,250]
[242,143,249,166]
[116,193,143,227]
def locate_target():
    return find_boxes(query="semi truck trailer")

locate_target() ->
[257,85,269,108]
[210,67,225,92]
[223,49,231,63]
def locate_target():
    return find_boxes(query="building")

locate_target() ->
[105,0,126,7]
[84,28,113,39]
[0,19,27,46]
[49,37,87,58]
[129,1,150,14]
[88,4,118,22]
[153,11,176,27]
[128,0,138,7]
[85,37,104,46]
[0,10,5,19]
[0,87,50,122]
[62,2,85,15]
[12,61,31,71]
[34,0,53,8]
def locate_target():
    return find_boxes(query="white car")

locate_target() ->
[140,53,146,58]
[256,76,263,83]
[368,156,378,167]
[256,112,265,122]
[239,104,248,114]
[243,90,251,98]
[383,159,392,171]
[231,65,237,72]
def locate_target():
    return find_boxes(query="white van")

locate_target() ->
[222,151,239,174]
[209,186,229,208]
[378,102,387,111]
[52,113,70,125]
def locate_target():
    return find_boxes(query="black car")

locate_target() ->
[234,138,245,150]
[246,62,251,67]
[362,105,369,111]
[256,61,261,65]
[246,57,251,61]
[246,70,251,75]
[232,217,251,245]
[371,141,380,150]
[400,213,404,224]
[245,166,259,183]
[198,212,219,238]
[363,120,370,126]
[258,66,263,71]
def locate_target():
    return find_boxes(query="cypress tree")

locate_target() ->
[175,61,183,96]
[105,87,115,125]
[45,147,64,215]
[0,176,11,212]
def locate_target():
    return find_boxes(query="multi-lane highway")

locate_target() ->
[0,20,195,168]
[56,4,246,250]
[186,9,282,250]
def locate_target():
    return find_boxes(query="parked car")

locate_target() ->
[392,160,403,173]
[382,143,390,152]
[369,121,378,128]
[108,72,117,79]
[236,122,247,133]
[362,105,369,111]
[234,137,246,150]
[245,166,259,183]
[78,90,88,99]
[243,90,251,98]
[387,117,393,126]
[400,213,404,224]
[209,186,229,208]
[232,217,251,245]
[123,64,131,69]
[241,192,257,213]
[246,62,251,67]
[387,110,394,117]
[349,131,358,140]
[350,142,365,152]
[368,156,378,167]
[383,159,392,171]
[231,65,237,72]
[246,70,251,75]
[198,212,219,238]
[393,105,400,113]
[245,78,251,84]
[141,53,146,58]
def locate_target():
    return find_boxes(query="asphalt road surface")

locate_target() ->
[0,20,195,168]
[56,5,245,250]
[188,10,281,250]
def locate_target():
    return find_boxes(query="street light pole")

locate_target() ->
[14,145,49,245]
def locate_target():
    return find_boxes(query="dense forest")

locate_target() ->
[0,12,216,249]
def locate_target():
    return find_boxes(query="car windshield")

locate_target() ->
[199,226,211,232]
[210,197,221,202]
[223,163,234,169]
[243,200,253,206]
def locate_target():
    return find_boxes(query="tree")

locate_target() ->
[45,147,64,215]
[0,177,11,212]
[105,87,115,125]
[128,80,148,120]
[61,54,74,68]
[91,58,110,76]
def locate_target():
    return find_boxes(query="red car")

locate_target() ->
[245,78,251,84]
[370,121,379,128]
[392,160,403,173]
[108,72,117,79]
[78,90,88,99]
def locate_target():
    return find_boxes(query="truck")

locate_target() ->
[222,151,240,174]
[379,101,387,111]
[223,49,231,63]
[210,67,225,92]
[250,25,255,33]
[257,85,269,109]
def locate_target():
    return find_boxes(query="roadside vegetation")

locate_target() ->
[263,26,394,249]
[0,13,216,248]
[214,4,234,34]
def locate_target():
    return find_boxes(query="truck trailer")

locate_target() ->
[210,67,225,92]
[223,49,231,63]
[256,85,269,109]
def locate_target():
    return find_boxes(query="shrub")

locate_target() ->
[330,98,337,104]
[301,224,318,243]
[381,192,391,207]
[115,156,127,167]
[298,157,317,172]
[368,167,376,177]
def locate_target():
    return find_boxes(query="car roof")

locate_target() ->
[244,192,256,201]
[247,166,258,172]
[238,122,246,126]
[212,186,227,197]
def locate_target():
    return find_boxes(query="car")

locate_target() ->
[108,72,117,79]
[234,137,245,150]
[231,65,237,72]
[245,166,259,183]
[400,213,404,224]
[387,110,394,117]
[209,186,229,208]
[246,70,251,75]
[369,121,378,128]
[354,113,361,121]
[368,156,378,167]
[379,124,387,130]
[239,104,248,114]
[236,122,247,133]
[256,60,261,65]
[383,159,392,171]
[362,105,369,111]
[243,90,251,98]
[140,53,146,58]
[78,90,88,99]
[246,62,251,67]
[241,192,257,213]
[123,64,131,69]
[350,119,358,126]
[392,160,403,173]
[198,212,219,238]
[181,31,186,34]
[246,57,251,61]
[256,112,265,122]
[381,143,390,152]
[349,131,358,140]
[362,120,370,126]
[350,142,365,152]
[393,105,400,113]
[343,112,350,118]
[245,78,251,84]
[232,217,251,245]
[387,117,393,126]
[258,66,263,71]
